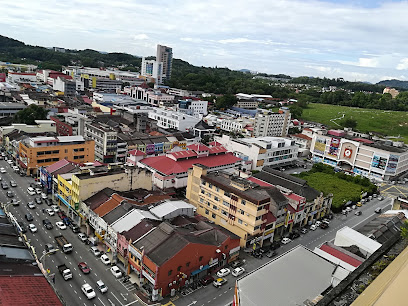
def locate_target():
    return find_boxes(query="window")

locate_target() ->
[254,225,261,230]
[200,198,204,203]
[238,219,243,224]
[212,213,216,219]
[65,149,68,153]
[199,256,203,262]
[241,200,246,206]
[240,209,245,215]
[208,183,212,189]
[177,266,182,272]
[168,270,173,276]
[201,190,205,194]
[224,192,231,198]
[257,206,263,211]
[225,245,228,250]
[205,209,209,215]
[214,196,219,201]
[256,216,262,221]
[186,262,190,267]
[213,205,218,210]
[221,210,228,216]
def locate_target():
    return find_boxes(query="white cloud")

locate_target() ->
[396,58,408,70]
[3,0,408,82]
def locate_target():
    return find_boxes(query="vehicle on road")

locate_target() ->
[200,275,214,286]
[56,221,66,230]
[91,246,101,257]
[35,188,42,194]
[46,208,55,216]
[289,231,300,239]
[100,254,111,265]
[55,235,73,253]
[375,208,382,214]
[346,207,352,212]
[266,250,277,258]
[352,205,357,210]
[6,191,14,198]
[0,167,5,173]
[110,266,122,278]
[315,221,321,227]
[27,187,36,195]
[378,196,384,201]
[17,222,27,233]
[320,222,329,229]
[58,264,73,280]
[217,268,231,278]
[51,205,60,212]
[1,182,8,189]
[41,193,47,199]
[25,213,33,221]
[310,224,317,231]
[281,238,292,244]
[78,262,91,274]
[300,228,308,234]
[355,211,362,216]
[213,277,227,288]
[78,233,88,243]
[11,199,19,206]
[96,280,108,293]
[44,199,53,206]
[232,267,245,277]
[27,202,35,209]
[356,202,362,207]
[81,283,96,299]
[270,241,281,250]
[12,166,19,172]
[28,224,37,233]
[6,160,13,165]
[34,197,42,204]
[71,224,80,233]
[9,180,16,187]
[43,219,53,230]
[45,243,57,254]
[230,259,245,269]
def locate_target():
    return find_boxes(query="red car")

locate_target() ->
[78,262,91,274]
[200,275,214,286]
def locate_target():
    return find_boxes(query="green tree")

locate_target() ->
[401,221,408,240]
[340,118,357,129]
[289,104,303,119]
[14,104,49,125]
[215,94,237,110]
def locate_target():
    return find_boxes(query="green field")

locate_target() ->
[301,104,408,143]
[298,172,369,209]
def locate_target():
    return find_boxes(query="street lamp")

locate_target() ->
[39,250,59,284]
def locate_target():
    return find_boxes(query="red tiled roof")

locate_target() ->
[353,138,374,144]
[248,177,273,187]
[9,72,36,75]
[128,149,145,156]
[169,150,197,160]
[140,152,241,175]
[94,193,122,216]
[208,141,222,147]
[208,146,228,155]
[320,244,362,267]
[0,276,62,305]
[45,159,71,174]
[187,143,209,152]
[292,133,312,141]
[287,205,296,214]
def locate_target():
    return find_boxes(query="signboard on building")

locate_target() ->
[313,138,326,155]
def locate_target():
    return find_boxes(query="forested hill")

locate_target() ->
[0,35,141,71]
[377,79,408,90]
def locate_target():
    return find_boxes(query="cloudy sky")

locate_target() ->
[2,0,408,83]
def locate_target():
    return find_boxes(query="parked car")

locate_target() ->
[375,208,382,214]
[232,267,245,277]
[27,202,36,209]
[289,232,300,239]
[230,259,244,269]
[78,233,88,243]
[96,280,108,293]
[81,283,96,299]
[34,197,42,204]
[270,241,281,250]
[71,224,80,233]
[45,199,53,206]
[356,202,362,207]
[213,277,227,288]
[52,205,60,212]
[78,262,91,274]
[56,221,67,230]
[300,228,308,234]
[10,199,19,206]
[310,224,317,231]
[41,192,47,199]
[266,250,277,258]
[6,191,14,198]
[315,221,321,227]
[1,182,9,189]
[355,211,362,216]
[9,180,17,187]
[100,254,111,265]
[35,188,42,194]
[281,238,291,244]
[200,275,214,286]
[110,266,122,278]
[90,246,101,257]
[320,222,329,229]
[0,167,6,173]
[378,196,384,201]
[46,208,55,216]
[27,187,36,195]
[217,268,231,278]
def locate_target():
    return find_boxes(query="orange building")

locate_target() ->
[18,136,95,175]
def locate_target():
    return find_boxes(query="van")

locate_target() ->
[27,187,35,196]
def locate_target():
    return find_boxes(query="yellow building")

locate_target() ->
[186,164,290,247]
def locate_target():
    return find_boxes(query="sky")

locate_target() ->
[2,0,408,83]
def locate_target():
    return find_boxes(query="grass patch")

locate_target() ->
[301,103,408,143]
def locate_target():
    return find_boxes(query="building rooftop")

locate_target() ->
[236,245,335,306]
[149,200,195,219]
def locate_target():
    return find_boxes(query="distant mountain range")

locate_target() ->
[377,79,408,89]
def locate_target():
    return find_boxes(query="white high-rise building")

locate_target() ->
[141,57,163,84]
[254,107,291,137]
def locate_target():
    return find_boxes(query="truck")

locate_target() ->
[55,235,73,253]
[57,264,73,281]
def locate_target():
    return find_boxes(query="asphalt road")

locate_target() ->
[0,159,139,306]
[168,197,393,306]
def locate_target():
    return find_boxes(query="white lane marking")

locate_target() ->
[98,297,106,306]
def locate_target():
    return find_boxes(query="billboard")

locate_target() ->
[313,138,326,155]
[327,137,340,157]
[386,154,399,173]
[371,155,387,170]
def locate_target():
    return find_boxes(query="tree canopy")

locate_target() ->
[14,104,49,125]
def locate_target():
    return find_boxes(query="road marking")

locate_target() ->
[74,290,77,294]
[69,284,72,287]
[98,297,106,306]
[111,292,124,306]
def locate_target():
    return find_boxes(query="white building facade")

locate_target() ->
[148,108,201,132]
[253,108,291,137]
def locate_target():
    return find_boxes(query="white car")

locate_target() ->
[29,224,37,233]
[90,246,101,257]
[51,205,60,212]
[12,166,19,172]
[0,168,6,173]
[27,187,36,195]
[78,233,88,242]
[281,238,292,244]
[41,193,47,199]
[217,268,231,278]
[96,280,108,293]
[35,188,42,194]
[110,266,122,278]
[46,208,55,216]
[315,221,321,227]
[6,160,13,165]
[310,224,317,231]
[81,283,96,299]
[231,267,245,277]
[56,221,66,230]
[100,254,111,265]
